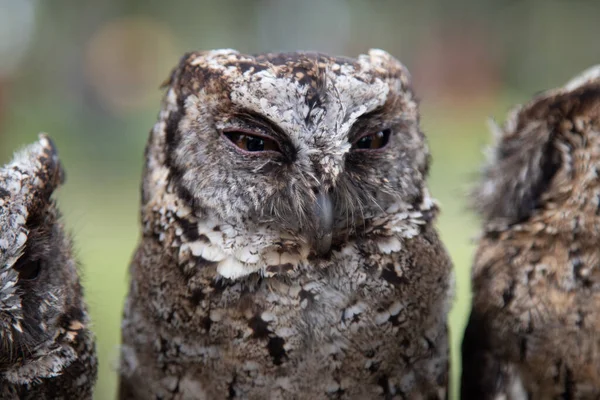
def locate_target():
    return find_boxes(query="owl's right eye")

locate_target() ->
[223,131,281,153]
[14,258,42,281]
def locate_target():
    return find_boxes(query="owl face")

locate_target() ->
[473,65,600,225]
[0,135,83,371]
[148,49,433,278]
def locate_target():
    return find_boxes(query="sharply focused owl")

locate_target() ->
[118,49,454,399]
[462,66,600,399]
[0,134,97,399]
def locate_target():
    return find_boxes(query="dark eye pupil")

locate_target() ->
[224,131,280,153]
[245,136,265,152]
[15,259,42,281]
[357,136,373,149]
[355,129,391,150]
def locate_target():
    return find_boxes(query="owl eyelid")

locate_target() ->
[221,129,284,155]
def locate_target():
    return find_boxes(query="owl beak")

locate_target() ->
[313,191,333,255]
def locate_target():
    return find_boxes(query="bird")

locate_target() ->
[118,49,454,400]
[461,65,600,399]
[0,134,97,399]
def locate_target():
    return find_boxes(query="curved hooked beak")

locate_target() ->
[312,191,334,256]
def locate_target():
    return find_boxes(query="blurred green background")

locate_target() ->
[1,1,598,398]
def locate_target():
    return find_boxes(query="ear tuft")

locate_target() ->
[160,52,196,89]
[367,48,394,65]
[564,64,600,91]
[37,133,65,187]
[0,133,64,219]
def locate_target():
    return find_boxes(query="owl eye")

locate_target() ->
[15,259,42,281]
[352,129,391,150]
[224,131,281,153]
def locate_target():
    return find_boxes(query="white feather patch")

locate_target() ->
[377,236,402,254]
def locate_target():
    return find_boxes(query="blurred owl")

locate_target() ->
[462,66,600,399]
[0,134,97,399]
[119,49,454,399]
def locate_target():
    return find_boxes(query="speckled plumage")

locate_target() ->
[119,49,453,399]
[0,134,97,399]
[462,66,600,399]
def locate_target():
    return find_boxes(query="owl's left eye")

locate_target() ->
[14,258,42,281]
[224,131,281,153]
[352,129,391,150]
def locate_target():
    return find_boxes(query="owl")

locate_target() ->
[118,49,454,400]
[0,134,97,399]
[462,65,600,399]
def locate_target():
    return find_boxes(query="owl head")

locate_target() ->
[144,49,436,279]
[0,134,87,384]
[473,65,600,226]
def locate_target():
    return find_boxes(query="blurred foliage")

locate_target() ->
[0,1,598,399]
